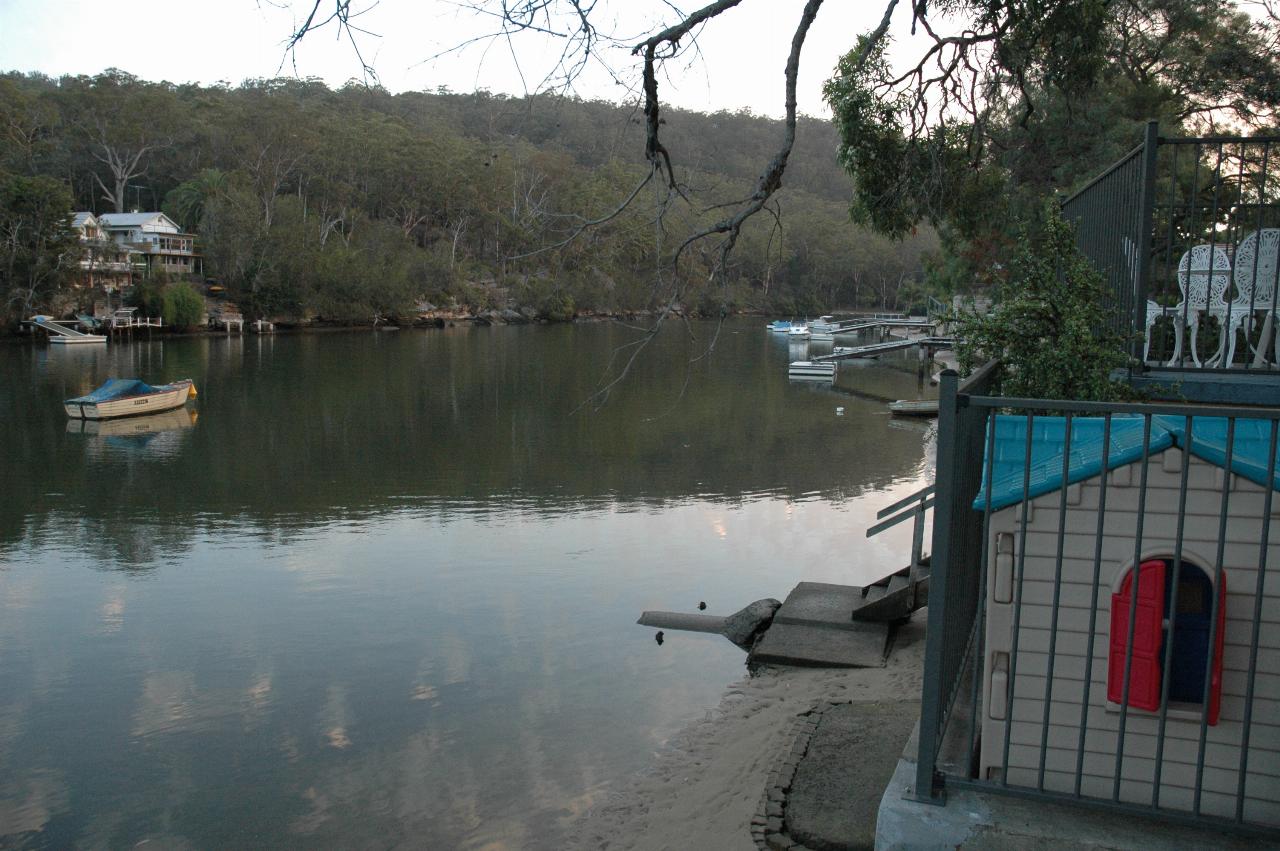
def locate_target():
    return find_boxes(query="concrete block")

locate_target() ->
[750,621,889,668]
[772,582,867,629]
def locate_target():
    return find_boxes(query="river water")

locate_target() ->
[0,320,933,849]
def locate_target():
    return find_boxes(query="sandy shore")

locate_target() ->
[565,618,927,850]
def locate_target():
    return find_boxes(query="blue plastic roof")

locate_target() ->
[973,414,1280,510]
[66,378,155,404]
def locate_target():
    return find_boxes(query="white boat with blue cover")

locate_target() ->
[64,378,197,420]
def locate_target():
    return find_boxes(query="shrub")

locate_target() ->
[954,202,1134,401]
[161,282,205,329]
[538,289,576,322]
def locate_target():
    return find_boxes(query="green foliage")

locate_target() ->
[824,0,1280,291]
[161,281,204,328]
[537,289,575,322]
[164,169,227,232]
[0,172,76,323]
[954,205,1132,402]
[128,276,165,317]
[0,71,941,321]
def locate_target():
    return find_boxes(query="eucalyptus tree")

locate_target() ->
[60,70,182,213]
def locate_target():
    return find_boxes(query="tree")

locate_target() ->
[824,0,1280,290]
[953,203,1132,401]
[0,173,77,324]
[286,3,1277,281]
[63,71,181,213]
[164,168,227,231]
[0,69,940,324]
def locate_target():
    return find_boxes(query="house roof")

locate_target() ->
[72,211,97,228]
[97,212,179,230]
[974,415,1280,511]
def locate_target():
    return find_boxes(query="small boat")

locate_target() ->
[808,315,837,333]
[788,360,836,379]
[787,323,811,337]
[888,399,939,417]
[767,320,793,332]
[64,378,197,420]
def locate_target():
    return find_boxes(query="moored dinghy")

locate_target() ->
[64,378,197,420]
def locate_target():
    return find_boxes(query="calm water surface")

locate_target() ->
[0,321,933,849]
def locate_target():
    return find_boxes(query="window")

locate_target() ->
[1107,558,1225,724]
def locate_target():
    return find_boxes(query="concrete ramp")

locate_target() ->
[749,582,891,668]
[750,621,889,668]
[29,315,106,343]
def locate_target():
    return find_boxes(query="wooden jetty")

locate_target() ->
[107,307,162,335]
[811,336,955,362]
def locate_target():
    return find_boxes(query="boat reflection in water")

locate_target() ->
[67,408,198,458]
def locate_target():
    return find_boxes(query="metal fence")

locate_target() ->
[917,364,1280,836]
[916,362,999,798]
[1063,123,1280,370]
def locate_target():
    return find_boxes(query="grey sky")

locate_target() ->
[0,1,900,117]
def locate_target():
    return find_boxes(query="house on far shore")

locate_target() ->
[97,212,200,279]
[71,211,139,293]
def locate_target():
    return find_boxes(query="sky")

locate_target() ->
[0,0,905,118]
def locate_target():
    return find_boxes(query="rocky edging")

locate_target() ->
[750,700,844,851]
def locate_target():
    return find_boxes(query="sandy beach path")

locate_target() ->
[565,618,927,850]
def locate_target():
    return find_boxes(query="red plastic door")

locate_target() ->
[1108,559,1167,711]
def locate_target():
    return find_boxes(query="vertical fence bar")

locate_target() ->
[967,415,1000,769]
[1114,414,1154,801]
[1237,418,1278,821]
[1133,123,1160,368]
[1001,412,1037,784]
[1263,143,1276,368]
[1152,414,1194,808]
[1196,418,1236,815]
[1166,144,1184,366]
[1075,413,1113,796]
[1038,413,1074,790]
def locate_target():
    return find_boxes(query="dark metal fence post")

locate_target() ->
[916,369,960,801]
[1132,120,1160,368]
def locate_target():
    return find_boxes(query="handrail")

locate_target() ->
[876,483,937,519]
[866,496,936,537]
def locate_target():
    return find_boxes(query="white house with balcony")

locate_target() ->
[97,212,200,278]
[71,211,140,291]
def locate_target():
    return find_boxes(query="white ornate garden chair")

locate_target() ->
[1207,229,1280,367]
[1170,244,1232,367]
[1127,238,1206,365]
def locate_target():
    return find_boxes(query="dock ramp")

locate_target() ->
[29,315,107,344]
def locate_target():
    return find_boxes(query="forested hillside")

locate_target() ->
[0,71,938,325]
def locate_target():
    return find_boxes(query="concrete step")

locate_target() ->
[773,582,874,631]
[851,573,930,623]
[748,620,889,668]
